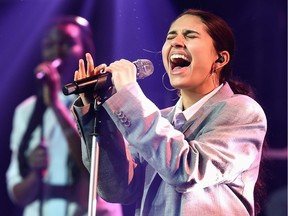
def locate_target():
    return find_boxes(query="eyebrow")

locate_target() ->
[167,29,200,35]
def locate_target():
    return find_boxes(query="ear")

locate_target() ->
[215,51,230,69]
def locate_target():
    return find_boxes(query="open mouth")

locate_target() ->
[170,54,191,70]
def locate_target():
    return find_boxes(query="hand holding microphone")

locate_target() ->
[105,59,140,92]
[63,53,154,104]
[34,59,62,106]
[35,59,62,81]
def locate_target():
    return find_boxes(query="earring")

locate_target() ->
[162,72,176,91]
[212,72,217,88]
[211,64,218,87]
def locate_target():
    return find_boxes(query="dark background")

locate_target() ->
[0,0,286,215]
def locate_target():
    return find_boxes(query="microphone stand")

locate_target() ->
[35,93,46,216]
[39,118,44,216]
[37,97,47,216]
[62,73,113,216]
[88,97,102,216]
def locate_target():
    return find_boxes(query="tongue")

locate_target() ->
[172,66,185,73]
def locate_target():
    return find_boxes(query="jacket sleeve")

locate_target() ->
[71,97,144,204]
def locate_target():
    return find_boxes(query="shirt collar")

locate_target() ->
[174,84,223,121]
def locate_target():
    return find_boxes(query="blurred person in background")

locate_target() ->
[6,15,123,216]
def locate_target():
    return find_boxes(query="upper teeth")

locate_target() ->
[170,54,189,61]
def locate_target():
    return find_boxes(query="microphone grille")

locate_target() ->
[134,59,154,79]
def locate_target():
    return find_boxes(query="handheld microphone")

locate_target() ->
[62,59,154,95]
[35,59,62,81]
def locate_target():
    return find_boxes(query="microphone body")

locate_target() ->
[35,59,62,81]
[62,59,154,95]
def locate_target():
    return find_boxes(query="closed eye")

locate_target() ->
[166,33,177,40]
[184,30,200,39]
[185,33,198,39]
[166,29,200,40]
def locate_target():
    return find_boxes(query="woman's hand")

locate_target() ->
[105,59,137,92]
[35,61,60,107]
[74,53,107,105]
[28,144,48,176]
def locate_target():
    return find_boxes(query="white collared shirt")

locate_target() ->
[6,92,79,216]
[173,84,223,129]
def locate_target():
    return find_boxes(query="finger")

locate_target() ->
[86,53,94,77]
[79,59,86,78]
[74,70,84,81]
[94,63,107,75]
[74,70,79,81]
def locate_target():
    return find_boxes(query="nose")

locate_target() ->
[171,34,185,47]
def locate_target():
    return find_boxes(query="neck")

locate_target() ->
[181,91,202,110]
[180,74,220,110]
[180,86,216,110]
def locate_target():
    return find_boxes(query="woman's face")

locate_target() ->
[41,23,85,83]
[42,23,84,62]
[162,14,219,95]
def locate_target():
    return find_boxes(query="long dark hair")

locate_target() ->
[177,9,267,215]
